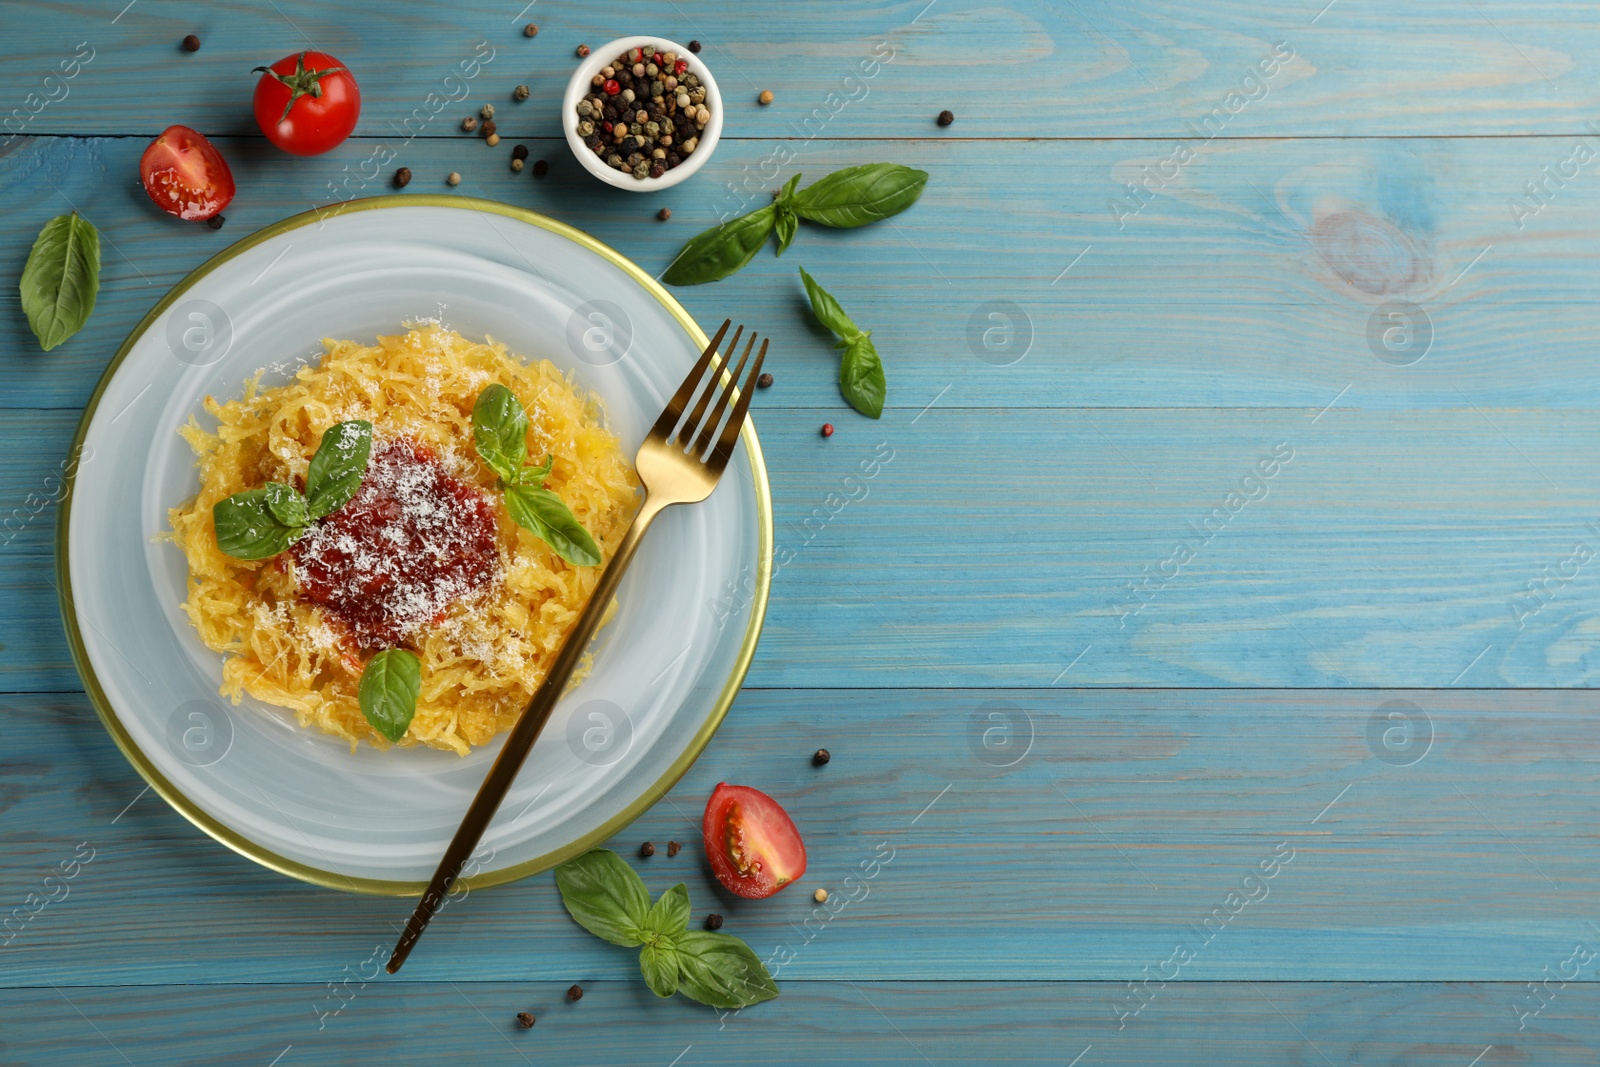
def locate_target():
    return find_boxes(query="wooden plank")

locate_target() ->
[3,981,1598,1066]
[9,404,1600,690]
[8,134,1600,413]
[3,1,1595,139]
[5,688,1600,985]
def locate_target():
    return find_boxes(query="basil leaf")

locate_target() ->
[792,164,929,228]
[799,266,859,340]
[640,936,682,998]
[554,849,651,947]
[19,212,100,351]
[472,384,530,484]
[262,481,310,528]
[838,333,886,419]
[304,420,373,520]
[213,488,302,560]
[357,649,421,744]
[513,453,553,488]
[773,174,802,257]
[662,204,776,286]
[504,484,602,567]
[645,883,692,937]
[674,930,780,1009]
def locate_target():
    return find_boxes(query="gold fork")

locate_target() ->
[386,318,765,974]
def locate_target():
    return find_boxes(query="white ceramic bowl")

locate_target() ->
[60,196,771,894]
[562,35,723,191]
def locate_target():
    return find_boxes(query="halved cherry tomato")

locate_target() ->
[138,125,235,221]
[253,50,360,156]
[702,783,807,899]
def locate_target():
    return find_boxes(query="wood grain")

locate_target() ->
[5,689,1600,985]
[10,134,1600,413]
[2,1,1595,138]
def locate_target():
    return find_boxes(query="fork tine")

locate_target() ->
[690,330,757,458]
[673,324,741,447]
[708,338,768,472]
[650,319,731,441]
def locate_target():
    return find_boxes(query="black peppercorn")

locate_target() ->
[532,159,549,177]
[639,841,655,857]
[567,984,584,1001]
[511,143,530,161]
[705,913,724,930]
[649,163,665,179]
[206,215,225,230]
[620,136,639,154]
[394,166,412,187]
[758,372,774,389]
[937,109,955,126]
[181,34,201,52]
[666,838,680,854]
[688,40,702,53]
[813,747,830,765]
[658,207,672,221]
[516,1012,535,1028]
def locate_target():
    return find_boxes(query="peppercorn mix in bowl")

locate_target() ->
[563,35,723,191]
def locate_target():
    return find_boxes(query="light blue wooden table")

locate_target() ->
[6,1,1600,1063]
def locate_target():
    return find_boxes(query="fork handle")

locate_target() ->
[387,493,668,974]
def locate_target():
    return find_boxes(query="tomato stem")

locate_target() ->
[253,51,350,125]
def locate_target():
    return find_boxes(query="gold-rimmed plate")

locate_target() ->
[58,196,771,894]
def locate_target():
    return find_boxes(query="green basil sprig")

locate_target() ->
[471,384,601,567]
[800,267,886,419]
[358,647,421,743]
[213,420,373,559]
[20,212,100,351]
[555,849,779,1009]
[663,163,928,286]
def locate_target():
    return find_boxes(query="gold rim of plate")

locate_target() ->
[54,194,774,897]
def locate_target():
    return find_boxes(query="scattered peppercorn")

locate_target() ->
[656,207,672,221]
[813,747,830,765]
[511,157,524,171]
[462,116,478,132]
[759,90,774,105]
[576,44,591,58]
[688,40,702,53]
[394,166,412,187]
[524,23,539,37]
[667,839,681,856]
[511,143,530,161]
[481,121,497,139]
[758,372,775,389]
[639,841,655,858]
[567,984,584,1002]
[514,84,531,101]
[181,34,201,52]
[705,913,724,931]
[206,215,225,230]
[814,888,829,903]
[481,103,496,120]
[937,109,954,127]
[532,159,549,177]
[486,132,501,146]
[447,171,461,185]
[516,1012,536,1028]
[821,423,834,437]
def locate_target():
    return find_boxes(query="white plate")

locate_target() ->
[59,197,771,894]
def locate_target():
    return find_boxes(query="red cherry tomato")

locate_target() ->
[138,125,235,221]
[702,783,807,899]
[252,50,360,155]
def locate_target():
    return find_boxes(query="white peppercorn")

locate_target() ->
[676,92,690,109]
[480,103,495,119]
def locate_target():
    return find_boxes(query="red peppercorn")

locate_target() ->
[674,59,689,75]
[603,121,614,133]
[821,423,834,438]
[603,79,620,96]
[630,47,643,63]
